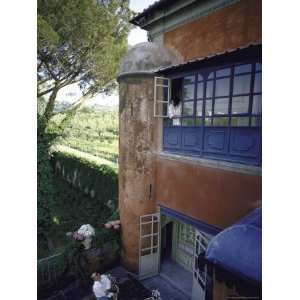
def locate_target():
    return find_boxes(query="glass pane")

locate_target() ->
[141,216,152,222]
[156,78,169,85]
[214,98,229,115]
[141,249,151,256]
[234,64,252,74]
[172,118,181,126]
[215,78,230,97]
[233,74,251,95]
[213,117,229,126]
[183,101,194,115]
[153,235,158,246]
[195,118,203,126]
[198,74,204,82]
[205,118,212,126]
[182,118,195,126]
[206,81,213,98]
[205,99,212,116]
[231,117,249,127]
[141,224,152,236]
[163,102,168,116]
[196,100,203,116]
[232,96,249,114]
[251,116,262,127]
[254,73,262,93]
[208,71,214,79]
[183,84,195,100]
[156,86,169,101]
[164,118,172,126]
[153,222,158,232]
[155,101,168,116]
[216,68,231,77]
[256,63,262,71]
[197,82,204,98]
[252,95,262,114]
[141,236,151,248]
[184,76,195,84]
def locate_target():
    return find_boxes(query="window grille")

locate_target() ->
[163,61,262,166]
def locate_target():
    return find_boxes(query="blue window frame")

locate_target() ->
[163,62,262,166]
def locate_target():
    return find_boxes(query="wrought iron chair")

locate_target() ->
[106,274,119,300]
[144,289,162,300]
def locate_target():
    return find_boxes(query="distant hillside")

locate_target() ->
[53,107,119,163]
[88,103,118,111]
[54,101,118,113]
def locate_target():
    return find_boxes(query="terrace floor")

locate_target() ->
[40,263,192,300]
[142,275,190,300]
[159,258,192,298]
[110,259,192,300]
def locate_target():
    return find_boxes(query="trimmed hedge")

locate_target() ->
[37,150,119,258]
[53,149,118,202]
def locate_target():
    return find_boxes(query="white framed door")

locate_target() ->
[139,213,160,279]
[172,221,195,272]
[192,230,210,300]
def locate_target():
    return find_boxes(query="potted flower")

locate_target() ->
[71,224,95,250]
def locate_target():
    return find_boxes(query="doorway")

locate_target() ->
[161,221,173,260]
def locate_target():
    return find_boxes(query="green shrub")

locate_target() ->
[41,150,119,256]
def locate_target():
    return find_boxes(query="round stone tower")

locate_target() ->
[118,42,181,272]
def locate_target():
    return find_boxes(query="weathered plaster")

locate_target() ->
[118,77,157,271]
[118,42,182,79]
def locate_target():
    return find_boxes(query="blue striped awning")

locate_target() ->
[205,207,262,282]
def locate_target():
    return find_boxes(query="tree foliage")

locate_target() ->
[37,0,132,250]
[38,0,133,121]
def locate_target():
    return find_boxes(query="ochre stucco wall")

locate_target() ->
[164,0,262,61]
[154,156,261,229]
[118,76,157,272]
[118,0,262,273]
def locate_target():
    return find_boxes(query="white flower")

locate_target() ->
[77,224,95,237]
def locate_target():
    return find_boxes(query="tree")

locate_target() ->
[37,0,133,254]
[38,0,133,123]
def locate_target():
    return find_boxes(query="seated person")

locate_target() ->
[91,272,113,300]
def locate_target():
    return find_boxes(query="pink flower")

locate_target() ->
[72,232,85,241]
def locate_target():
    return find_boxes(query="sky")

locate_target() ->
[57,0,157,107]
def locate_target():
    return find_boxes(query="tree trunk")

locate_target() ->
[43,86,60,122]
[58,94,90,130]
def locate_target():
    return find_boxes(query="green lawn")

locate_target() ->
[53,107,119,163]
[53,144,118,170]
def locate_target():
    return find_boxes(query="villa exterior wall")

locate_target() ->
[119,0,262,275]
[164,0,262,61]
[150,0,262,229]
[119,76,157,272]
[154,156,261,229]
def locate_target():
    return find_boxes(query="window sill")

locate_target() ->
[154,151,262,176]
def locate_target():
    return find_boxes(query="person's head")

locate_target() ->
[91,272,101,281]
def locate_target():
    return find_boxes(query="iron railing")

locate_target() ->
[38,252,66,285]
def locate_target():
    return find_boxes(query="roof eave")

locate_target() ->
[156,43,262,75]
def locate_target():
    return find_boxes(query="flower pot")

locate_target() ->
[82,236,92,250]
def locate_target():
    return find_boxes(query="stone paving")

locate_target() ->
[159,258,193,298]
[40,264,192,300]
[142,275,190,300]
[108,262,192,300]
[141,259,192,300]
